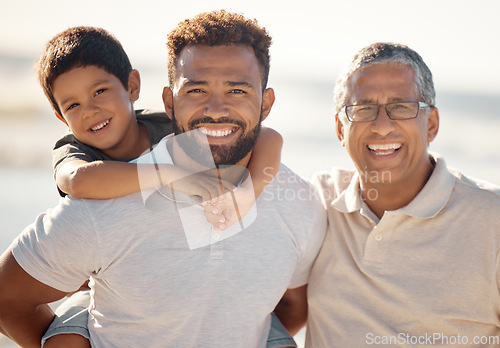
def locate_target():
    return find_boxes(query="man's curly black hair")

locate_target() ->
[167,10,272,89]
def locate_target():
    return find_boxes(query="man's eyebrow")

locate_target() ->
[387,97,406,103]
[178,80,255,89]
[354,97,406,104]
[226,81,254,88]
[351,98,374,105]
[179,80,208,89]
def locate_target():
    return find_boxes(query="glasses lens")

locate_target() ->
[346,105,378,122]
[386,102,419,120]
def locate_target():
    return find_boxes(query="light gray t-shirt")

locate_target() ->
[12,136,327,347]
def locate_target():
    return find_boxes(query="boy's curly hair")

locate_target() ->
[167,10,272,89]
[36,26,132,116]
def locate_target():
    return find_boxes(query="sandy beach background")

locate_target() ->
[1,0,500,347]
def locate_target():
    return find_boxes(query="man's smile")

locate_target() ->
[198,125,238,138]
[367,143,402,156]
[188,117,245,144]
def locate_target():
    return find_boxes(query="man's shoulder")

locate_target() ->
[271,164,331,198]
[260,165,327,240]
[261,164,323,209]
[312,167,356,203]
[448,166,500,201]
[313,167,356,187]
[272,164,312,188]
[60,192,147,228]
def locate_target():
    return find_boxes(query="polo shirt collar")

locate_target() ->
[400,153,455,219]
[331,153,456,219]
[331,171,363,213]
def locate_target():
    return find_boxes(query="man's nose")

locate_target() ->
[370,105,395,136]
[203,93,229,119]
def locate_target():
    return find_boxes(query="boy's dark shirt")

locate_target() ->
[52,109,173,197]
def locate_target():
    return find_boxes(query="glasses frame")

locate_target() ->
[343,101,432,123]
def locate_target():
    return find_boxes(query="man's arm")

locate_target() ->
[273,284,308,336]
[0,250,68,348]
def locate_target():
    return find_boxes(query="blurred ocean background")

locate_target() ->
[1,0,499,346]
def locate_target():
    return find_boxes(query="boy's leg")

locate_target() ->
[41,290,91,347]
[43,291,294,348]
[43,334,90,348]
[266,312,297,348]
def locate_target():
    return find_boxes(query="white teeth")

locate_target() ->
[91,120,109,132]
[199,127,233,137]
[367,143,402,155]
[368,143,402,151]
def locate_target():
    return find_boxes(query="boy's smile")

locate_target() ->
[90,119,110,133]
[52,66,146,159]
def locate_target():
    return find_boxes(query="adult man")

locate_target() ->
[306,42,500,347]
[0,11,326,347]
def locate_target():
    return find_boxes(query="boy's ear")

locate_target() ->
[162,87,173,120]
[128,69,141,102]
[55,112,68,125]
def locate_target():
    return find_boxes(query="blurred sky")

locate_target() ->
[1,0,500,110]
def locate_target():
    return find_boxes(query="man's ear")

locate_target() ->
[260,88,275,122]
[335,114,346,147]
[162,86,174,120]
[55,112,68,125]
[128,69,141,102]
[427,107,439,143]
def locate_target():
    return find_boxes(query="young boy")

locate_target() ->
[35,27,293,347]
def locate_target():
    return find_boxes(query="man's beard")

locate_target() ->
[171,106,262,166]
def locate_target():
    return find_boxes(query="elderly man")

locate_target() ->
[306,42,500,347]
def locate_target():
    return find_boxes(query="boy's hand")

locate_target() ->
[168,168,235,203]
[203,185,256,231]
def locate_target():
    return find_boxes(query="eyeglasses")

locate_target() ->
[343,101,432,123]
